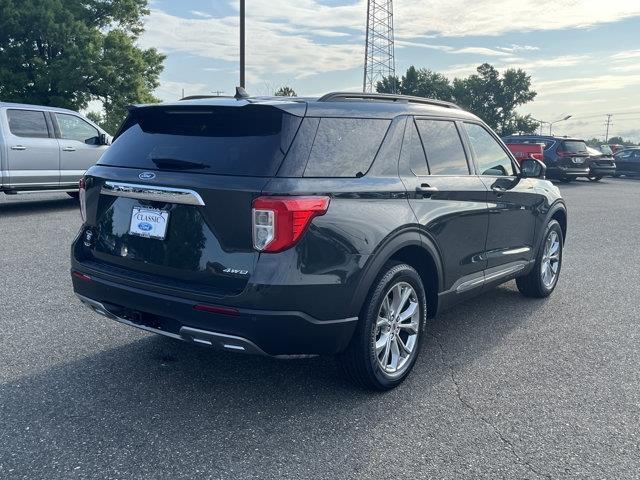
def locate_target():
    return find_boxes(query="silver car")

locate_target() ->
[0,102,110,195]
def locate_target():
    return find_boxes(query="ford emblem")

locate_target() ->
[139,172,156,180]
[138,222,153,232]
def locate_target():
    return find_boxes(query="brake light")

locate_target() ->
[557,151,572,158]
[252,196,330,252]
[79,177,87,222]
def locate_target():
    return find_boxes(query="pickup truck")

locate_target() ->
[0,102,110,195]
[504,142,544,164]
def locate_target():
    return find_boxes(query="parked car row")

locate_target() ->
[503,134,639,182]
[0,102,110,196]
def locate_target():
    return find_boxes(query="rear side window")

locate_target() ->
[100,106,302,177]
[415,119,469,175]
[56,114,99,144]
[465,123,515,176]
[303,118,390,177]
[7,110,49,138]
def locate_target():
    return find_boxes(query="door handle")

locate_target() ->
[11,145,26,151]
[416,184,438,197]
[62,146,76,152]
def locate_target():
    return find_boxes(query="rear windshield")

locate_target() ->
[99,106,302,176]
[560,140,588,154]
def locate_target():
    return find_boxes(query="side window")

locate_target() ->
[303,118,390,177]
[465,123,515,176]
[55,113,99,144]
[402,119,429,175]
[415,119,469,175]
[7,110,50,138]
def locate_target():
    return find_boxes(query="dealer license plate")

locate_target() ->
[129,206,170,240]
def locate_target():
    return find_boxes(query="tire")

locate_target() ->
[588,176,603,182]
[340,262,427,390]
[67,192,80,199]
[516,220,563,298]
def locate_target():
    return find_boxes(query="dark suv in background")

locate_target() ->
[502,134,599,182]
[71,92,567,390]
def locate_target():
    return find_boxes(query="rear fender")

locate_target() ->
[348,228,444,318]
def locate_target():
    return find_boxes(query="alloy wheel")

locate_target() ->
[541,230,561,288]
[374,282,420,377]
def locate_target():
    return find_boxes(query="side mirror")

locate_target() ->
[520,158,546,179]
[98,133,111,146]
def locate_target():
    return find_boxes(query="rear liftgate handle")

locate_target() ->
[416,184,439,198]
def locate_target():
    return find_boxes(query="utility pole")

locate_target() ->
[239,0,245,88]
[605,114,613,142]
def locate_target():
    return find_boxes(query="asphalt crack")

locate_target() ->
[429,331,553,480]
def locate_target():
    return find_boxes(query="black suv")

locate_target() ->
[501,134,597,182]
[71,92,567,390]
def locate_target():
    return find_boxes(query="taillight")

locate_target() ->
[79,177,87,222]
[252,196,330,252]
[557,151,571,158]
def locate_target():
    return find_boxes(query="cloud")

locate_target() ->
[140,9,363,80]
[190,10,212,19]
[395,0,640,37]
[452,47,510,57]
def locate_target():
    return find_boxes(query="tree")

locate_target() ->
[453,63,536,135]
[607,136,636,146]
[377,66,452,101]
[375,75,401,94]
[275,86,297,97]
[377,63,537,135]
[0,0,165,134]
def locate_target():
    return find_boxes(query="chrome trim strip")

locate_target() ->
[455,264,526,293]
[76,294,183,340]
[101,181,205,206]
[76,294,268,355]
[455,276,485,293]
[501,247,531,256]
[484,264,525,283]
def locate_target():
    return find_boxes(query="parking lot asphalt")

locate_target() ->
[0,178,639,480]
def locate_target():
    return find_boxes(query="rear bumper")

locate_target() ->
[589,164,616,176]
[71,270,358,356]
[546,165,590,178]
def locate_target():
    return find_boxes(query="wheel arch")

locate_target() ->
[350,229,443,319]
[548,201,567,243]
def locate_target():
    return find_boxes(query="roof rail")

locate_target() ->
[317,92,461,109]
[180,95,232,101]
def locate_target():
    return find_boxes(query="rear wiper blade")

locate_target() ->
[150,158,210,170]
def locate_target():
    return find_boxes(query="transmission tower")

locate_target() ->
[363,0,396,93]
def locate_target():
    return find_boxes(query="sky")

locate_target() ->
[140,0,640,142]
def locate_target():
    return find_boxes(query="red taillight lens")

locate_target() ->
[557,150,571,158]
[79,177,87,222]
[252,196,330,252]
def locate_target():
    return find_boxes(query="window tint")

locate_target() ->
[465,123,515,176]
[415,119,469,175]
[99,106,302,176]
[7,110,49,138]
[56,114,99,143]
[303,118,390,177]
[560,140,588,154]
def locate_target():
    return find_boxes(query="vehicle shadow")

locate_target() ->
[0,195,77,215]
[0,283,545,475]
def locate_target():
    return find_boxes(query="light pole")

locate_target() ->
[531,118,548,136]
[549,115,572,135]
[240,0,245,88]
